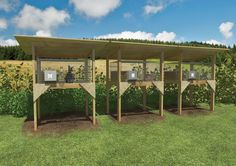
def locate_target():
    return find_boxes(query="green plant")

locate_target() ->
[0,89,32,117]
[0,48,236,117]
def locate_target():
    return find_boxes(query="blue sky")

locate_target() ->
[0,0,235,46]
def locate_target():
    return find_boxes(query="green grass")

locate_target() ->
[0,104,236,166]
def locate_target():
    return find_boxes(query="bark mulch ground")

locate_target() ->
[23,111,99,136]
[110,107,165,124]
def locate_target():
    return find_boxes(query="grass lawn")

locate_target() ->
[0,104,236,166]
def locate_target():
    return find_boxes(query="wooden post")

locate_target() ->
[36,58,41,121]
[117,49,122,122]
[178,54,183,115]
[210,54,216,111]
[106,57,110,114]
[32,46,38,131]
[159,52,164,116]
[37,97,40,120]
[143,59,147,107]
[189,64,194,106]
[92,49,96,125]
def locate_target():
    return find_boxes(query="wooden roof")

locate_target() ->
[15,35,228,61]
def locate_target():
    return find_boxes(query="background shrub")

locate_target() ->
[0,45,235,117]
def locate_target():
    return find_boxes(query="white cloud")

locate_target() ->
[0,0,19,12]
[13,4,70,35]
[144,0,183,15]
[96,30,177,42]
[69,0,121,19]
[204,39,223,45]
[0,39,19,46]
[219,22,234,39]
[123,12,132,19]
[35,30,52,37]
[0,18,7,30]
[144,5,164,15]
[156,31,176,42]
[96,31,154,40]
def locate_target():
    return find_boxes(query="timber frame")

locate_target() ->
[32,46,96,131]
[15,35,228,128]
[106,50,164,122]
[164,54,217,115]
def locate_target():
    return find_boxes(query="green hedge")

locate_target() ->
[0,51,235,117]
[0,89,32,117]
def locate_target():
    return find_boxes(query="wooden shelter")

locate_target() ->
[15,35,228,130]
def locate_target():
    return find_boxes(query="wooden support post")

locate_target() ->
[32,46,38,131]
[210,54,216,111]
[159,52,164,116]
[178,54,183,115]
[92,49,96,125]
[189,64,194,106]
[117,50,122,122]
[37,97,40,120]
[36,58,41,121]
[106,57,110,114]
[143,59,147,107]
[33,100,37,131]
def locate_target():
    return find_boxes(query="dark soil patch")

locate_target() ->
[110,107,165,124]
[166,106,210,116]
[23,111,99,136]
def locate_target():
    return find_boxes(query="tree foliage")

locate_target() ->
[0,46,31,60]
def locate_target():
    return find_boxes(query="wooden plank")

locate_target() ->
[48,83,81,89]
[190,80,207,85]
[117,49,122,122]
[159,52,164,116]
[207,80,216,92]
[34,101,37,131]
[210,54,216,111]
[178,54,183,115]
[33,84,50,102]
[92,49,96,125]
[152,81,164,95]
[32,45,37,131]
[165,80,208,85]
[181,81,190,94]
[80,83,95,98]
[92,98,96,125]
[16,35,228,60]
[119,82,131,97]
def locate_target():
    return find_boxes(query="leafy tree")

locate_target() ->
[0,46,31,60]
